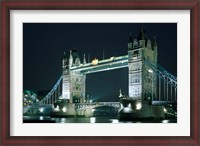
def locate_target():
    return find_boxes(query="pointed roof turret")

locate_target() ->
[119,89,123,98]
[69,50,73,59]
[62,52,68,67]
[63,51,66,59]
[83,54,86,64]
[71,49,79,59]
[138,27,147,40]
[128,32,133,43]
[152,36,157,46]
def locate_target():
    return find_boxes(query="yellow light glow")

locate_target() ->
[92,58,98,65]
[39,108,44,113]
[164,108,167,113]
[54,105,60,112]
[136,102,142,110]
[148,69,153,73]
[110,57,114,61]
[128,103,132,108]
[112,119,119,123]
[90,117,96,123]
[62,107,67,112]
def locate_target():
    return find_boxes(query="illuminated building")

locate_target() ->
[128,29,157,100]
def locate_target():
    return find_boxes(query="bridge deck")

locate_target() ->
[70,55,128,74]
[152,101,176,105]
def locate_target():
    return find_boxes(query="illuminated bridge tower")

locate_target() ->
[62,49,86,103]
[62,52,70,101]
[128,28,158,101]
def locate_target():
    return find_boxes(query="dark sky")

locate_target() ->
[23,23,177,102]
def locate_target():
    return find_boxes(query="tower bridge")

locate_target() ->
[38,28,177,116]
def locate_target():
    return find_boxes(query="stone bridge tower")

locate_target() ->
[62,49,86,103]
[128,28,158,101]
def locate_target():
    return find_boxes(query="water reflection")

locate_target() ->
[23,116,177,123]
[90,117,96,123]
[111,119,119,123]
[39,116,44,120]
[61,118,66,123]
[162,120,169,123]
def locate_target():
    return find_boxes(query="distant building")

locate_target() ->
[23,90,38,106]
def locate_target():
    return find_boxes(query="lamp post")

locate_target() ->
[148,69,153,103]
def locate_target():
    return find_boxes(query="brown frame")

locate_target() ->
[0,0,199,145]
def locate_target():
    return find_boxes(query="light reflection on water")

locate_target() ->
[162,120,169,123]
[111,119,119,123]
[90,117,96,123]
[23,116,176,123]
[39,116,44,120]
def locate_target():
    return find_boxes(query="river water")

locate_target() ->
[23,116,177,123]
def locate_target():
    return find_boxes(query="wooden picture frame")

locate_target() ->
[1,0,199,145]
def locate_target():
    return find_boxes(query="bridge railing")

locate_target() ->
[144,59,177,103]
[39,76,62,105]
[75,102,121,110]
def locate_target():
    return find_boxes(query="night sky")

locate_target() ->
[23,23,177,102]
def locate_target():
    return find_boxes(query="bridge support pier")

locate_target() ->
[118,100,165,120]
[51,102,76,117]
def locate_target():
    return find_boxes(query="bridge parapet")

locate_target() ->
[39,76,62,105]
[152,101,176,106]
[75,102,120,110]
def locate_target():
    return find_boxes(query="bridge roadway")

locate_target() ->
[70,55,128,74]
[75,102,121,110]
[24,101,176,117]
[152,101,176,105]
[74,102,121,117]
[75,101,176,110]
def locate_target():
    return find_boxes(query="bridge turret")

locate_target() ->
[147,39,152,50]
[119,89,123,98]
[138,27,147,48]
[75,57,81,66]
[62,52,68,71]
[69,50,73,68]
[152,36,157,51]
[128,28,158,101]
[128,30,143,101]
[133,39,139,49]
[62,51,70,100]
[128,32,133,50]
[152,36,158,64]
[83,54,87,64]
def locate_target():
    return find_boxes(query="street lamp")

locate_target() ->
[39,107,44,113]
[148,69,154,103]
